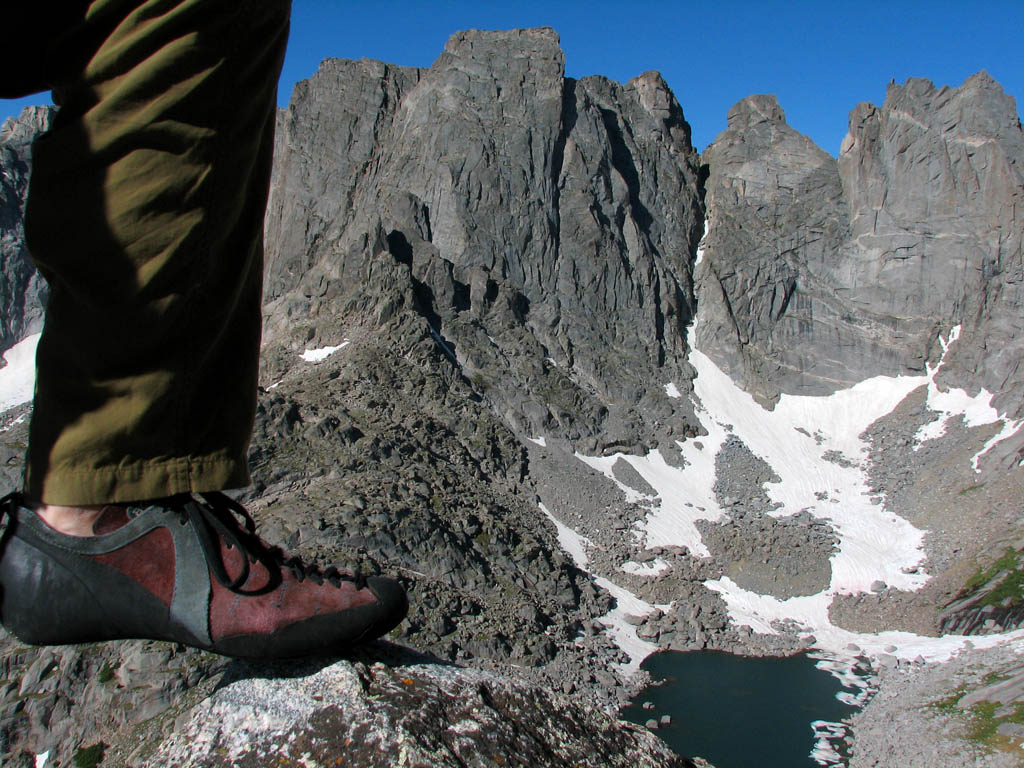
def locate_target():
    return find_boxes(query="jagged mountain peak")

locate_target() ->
[263,28,704,454]
[0,105,51,145]
[432,27,566,101]
[884,69,1008,105]
[848,70,1022,153]
[726,93,787,128]
[623,70,694,148]
[707,92,832,181]
[699,68,1023,440]
[442,25,562,53]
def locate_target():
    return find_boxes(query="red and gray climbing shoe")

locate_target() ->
[0,492,408,658]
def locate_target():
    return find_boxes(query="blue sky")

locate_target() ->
[3,1,1022,155]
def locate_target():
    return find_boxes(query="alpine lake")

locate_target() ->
[620,650,863,768]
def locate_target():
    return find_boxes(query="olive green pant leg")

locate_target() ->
[23,0,291,505]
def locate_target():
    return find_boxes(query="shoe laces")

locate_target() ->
[181,492,368,594]
[0,491,367,594]
[0,492,17,528]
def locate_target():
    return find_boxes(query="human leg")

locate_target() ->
[24,0,288,505]
[1,0,408,654]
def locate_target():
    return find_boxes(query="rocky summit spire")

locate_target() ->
[697,73,1024,432]
[262,28,705,456]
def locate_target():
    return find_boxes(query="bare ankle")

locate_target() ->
[35,504,107,537]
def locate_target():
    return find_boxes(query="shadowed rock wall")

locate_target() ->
[0,107,51,355]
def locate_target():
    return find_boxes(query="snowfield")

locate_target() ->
[300,340,350,362]
[0,333,40,414]
[540,502,664,673]
[541,323,1024,674]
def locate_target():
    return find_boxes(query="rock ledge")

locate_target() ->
[138,644,701,768]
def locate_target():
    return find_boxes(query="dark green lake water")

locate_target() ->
[621,651,861,768]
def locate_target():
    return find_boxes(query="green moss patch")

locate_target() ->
[960,547,1024,608]
[73,742,106,768]
[932,690,1024,759]
[930,684,967,713]
[97,661,118,685]
[966,700,1001,744]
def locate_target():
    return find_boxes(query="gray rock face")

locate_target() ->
[139,647,700,768]
[847,644,1024,768]
[697,435,837,599]
[695,95,852,401]
[248,327,615,673]
[698,73,1024,424]
[0,640,705,768]
[263,27,704,455]
[0,106,51,355]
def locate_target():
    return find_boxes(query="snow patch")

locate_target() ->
[912,326,1023,470]
[810,721,846,766]
[915,380,1024,472]
[682,321,1024,659]
[620,558,670,577]
[811,654,873,702]
[300,340,349,363]
[973,417,1024,472]
[544,319,1024,680]
[568,320,1024,666]
[592,576,661,674]
[574,453,652,506]
[575,397,731,557]
[35,753,49,768]
[527,436,547,448]
[0,411,29,434]
[688,321,1024,660]
[540,503,663,674]
[664,382,681,399]
[914,380,1022,471]
[694,215,707,266]
[0,333,40,413]
[708,573,1024,661]
[690,351,930,596]
[539,503,591,570]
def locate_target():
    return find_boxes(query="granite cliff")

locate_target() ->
[0,106,49,352]
[697,73,1024,430]
[262,28,704,457]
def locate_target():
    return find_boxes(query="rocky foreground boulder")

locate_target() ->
[3,641,703,768]
[144,644,700,768]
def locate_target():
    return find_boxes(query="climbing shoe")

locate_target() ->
[0,492,408,658]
